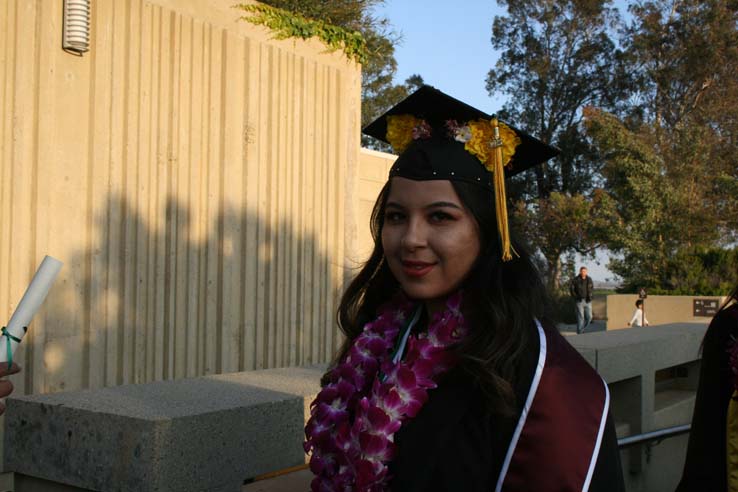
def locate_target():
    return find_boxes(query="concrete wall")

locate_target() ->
[592,294,607,319]
[0,0,361,396]
[606,294,725,330]
[354,148,395,265]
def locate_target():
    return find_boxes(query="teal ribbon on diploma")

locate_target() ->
[1,326,25,369]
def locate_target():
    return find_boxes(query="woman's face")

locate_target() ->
[381,177,481,308]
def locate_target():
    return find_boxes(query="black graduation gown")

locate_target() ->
[676,303,738,492]
[389,322,625,492]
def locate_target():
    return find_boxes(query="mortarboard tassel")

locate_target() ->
[490,119,517,262]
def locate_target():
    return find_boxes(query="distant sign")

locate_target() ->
[693,299,720,317]
[638,288,647,300]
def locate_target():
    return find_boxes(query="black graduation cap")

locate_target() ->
[362,85,559,188]
[362,85,560,261]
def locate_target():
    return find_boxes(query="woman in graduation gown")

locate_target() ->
[303,86,625,492]
[677,286,738,491]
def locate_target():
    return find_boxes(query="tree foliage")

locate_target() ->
[653,247,738,295]
[623,0,738,133]
[581,0,738,293]
[585,108,680,289]
[513,190,617,290]
[236,4,368,63]
[493,0,738,293]
[489,0,632,290]
[620,0,738,238]
[489,0,630,199]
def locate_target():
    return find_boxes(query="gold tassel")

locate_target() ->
[490,119,517,262]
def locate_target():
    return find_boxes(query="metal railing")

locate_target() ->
[617,424,691,449]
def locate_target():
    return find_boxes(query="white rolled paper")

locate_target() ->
[1,256,63,364]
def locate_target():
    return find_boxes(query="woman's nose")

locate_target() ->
[401,218,427,250]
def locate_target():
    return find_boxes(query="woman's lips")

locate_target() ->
[401,260,436,278]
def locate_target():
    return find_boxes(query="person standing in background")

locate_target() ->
[627,300,650,327]
[570,266,594,334]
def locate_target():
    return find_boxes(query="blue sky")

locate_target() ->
[373,0,632,114]
[373,0,507,114]
[372,0,632,284]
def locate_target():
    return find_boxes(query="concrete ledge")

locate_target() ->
[567,323,705,492]
[3,325,708,492]
[4,366,325,492]
[566,323,706,382]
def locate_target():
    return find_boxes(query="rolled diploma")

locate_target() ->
[0,256,63,364]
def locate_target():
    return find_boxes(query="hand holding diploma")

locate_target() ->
[0,256,63,414]
[0,362,21,415]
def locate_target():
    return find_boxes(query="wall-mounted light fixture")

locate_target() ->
[62,0,91,54]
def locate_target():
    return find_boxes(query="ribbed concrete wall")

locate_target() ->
[354,148,395,265]
[0,0,361,395]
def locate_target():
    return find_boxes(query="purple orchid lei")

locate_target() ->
[304,292,468,491]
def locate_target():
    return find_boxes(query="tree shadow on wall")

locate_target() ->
[39,192,348,393]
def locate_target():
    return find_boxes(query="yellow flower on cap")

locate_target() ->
[386,114,425,154]
[465,119,521,171]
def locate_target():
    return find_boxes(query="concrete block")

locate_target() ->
[574,346,597,369]
[653,390,695,429]
[614,422,630,439]
[14,474,90,491]
[569,323,705,479]
[568,323,706,383]
[4,366,326,492]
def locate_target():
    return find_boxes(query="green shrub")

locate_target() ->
[616,246,738,296]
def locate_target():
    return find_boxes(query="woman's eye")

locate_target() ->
[385,211,405,223]
[430,211,453,222]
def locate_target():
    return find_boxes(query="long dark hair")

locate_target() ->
[331,178,549,415]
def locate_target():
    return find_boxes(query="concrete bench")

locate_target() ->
[3,366,325,492]
[2,323,708,492]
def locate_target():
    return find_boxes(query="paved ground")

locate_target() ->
[557,319,607,336]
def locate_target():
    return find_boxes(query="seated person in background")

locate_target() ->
[677,285,738,491]
[627,300,649,327]
[0,362,21,415]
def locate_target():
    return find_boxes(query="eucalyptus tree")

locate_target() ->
[488,0,631,289]
[586,0,738,292]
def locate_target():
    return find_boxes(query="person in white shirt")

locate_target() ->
[627,300,649,327]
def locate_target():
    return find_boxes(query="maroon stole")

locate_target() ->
[496,321,609,492]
